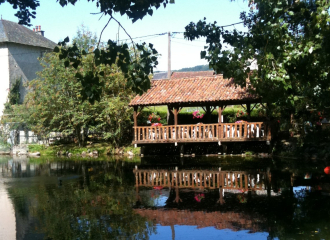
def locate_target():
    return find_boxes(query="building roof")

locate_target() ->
[152,72,169,80]
[171,71,215,79]
[129,75,259,107]
[0,19,56,49]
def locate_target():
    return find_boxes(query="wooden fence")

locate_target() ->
[134,169,267,191]
[133,122,271,144]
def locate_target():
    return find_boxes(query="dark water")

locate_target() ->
[0,155,330,240]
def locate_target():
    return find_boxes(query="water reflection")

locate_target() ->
[0,156,329,240]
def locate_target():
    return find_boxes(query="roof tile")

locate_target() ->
[0,19,56,49]
[129,76,259,106]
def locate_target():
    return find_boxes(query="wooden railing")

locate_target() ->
[133,122,271,144]
[134,169,267,191]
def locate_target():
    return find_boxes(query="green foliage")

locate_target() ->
[0,134,10,151]
[8,77,21,105]
[28,143,115,156]
[139,106,262,124]
[7,161,155,239]
[2,0,175,103]
[2,0,174,26]
[1,77,25,145]
[72,24,98,51]
[56,38,158,103]
[185,0,330,127]
[3,27,135,147]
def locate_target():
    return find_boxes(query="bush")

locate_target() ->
[140,106,265,125]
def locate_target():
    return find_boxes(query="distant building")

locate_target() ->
[0,19,56,117]
[152,71,170,80]
[152,70,215,80]
[171,71,215,79]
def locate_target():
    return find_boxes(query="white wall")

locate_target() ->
[0,44,10,118]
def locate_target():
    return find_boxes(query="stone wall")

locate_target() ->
[7,43,48,103]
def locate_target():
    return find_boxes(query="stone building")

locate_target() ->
[0,19,56,118]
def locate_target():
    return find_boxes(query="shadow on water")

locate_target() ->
[0,155,329,239]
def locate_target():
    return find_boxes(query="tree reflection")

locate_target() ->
[7,161,155,240]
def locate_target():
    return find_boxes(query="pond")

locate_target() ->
[0,155,329,240]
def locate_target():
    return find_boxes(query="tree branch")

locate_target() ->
[98,16,112,48]
[111,15,137,59]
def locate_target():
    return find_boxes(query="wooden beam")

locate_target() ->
[218,106,223,123]
[210,106,216,114]
[133,106,138,127]
[247,103,251,120]
[167,105,174,125]
[206,106,211,123]
[174,107,178,126]
[250,104,258,112]
[136,106,144,117]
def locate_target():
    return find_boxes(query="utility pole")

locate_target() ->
[167,31,171,79]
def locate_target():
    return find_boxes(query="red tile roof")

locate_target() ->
[171,71,215,79]
[129,75,259,106]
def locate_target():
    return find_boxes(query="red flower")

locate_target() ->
[277,120,280,123]
[157,117,161,121]
[320,117,323,120]
[318,112,321,116]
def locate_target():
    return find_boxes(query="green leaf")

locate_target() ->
[201,51,206,58]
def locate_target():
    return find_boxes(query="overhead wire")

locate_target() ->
[1,21,244,57]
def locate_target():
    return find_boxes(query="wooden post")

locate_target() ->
[133,106,138,127]
[206,106,211,123]
[247,103,251,120]
[168,32,171,79]
[174,107,178,126]
[218,106,223,123]
[167,105,174,125]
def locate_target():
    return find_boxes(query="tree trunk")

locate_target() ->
[75,126,83,147]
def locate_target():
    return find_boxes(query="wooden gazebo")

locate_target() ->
[129,75,272,145]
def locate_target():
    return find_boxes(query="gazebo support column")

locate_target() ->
[133,106,138,127]
[167,105,174,125]
[218,106,223,123]
[174,107,178,126]
[206,106,211,123]
[247,103,251,120]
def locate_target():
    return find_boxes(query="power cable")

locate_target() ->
[171,40,204,47]
[119,32,167,42]
[0,21,244,57]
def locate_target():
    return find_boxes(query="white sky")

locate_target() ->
[1,0,250,71]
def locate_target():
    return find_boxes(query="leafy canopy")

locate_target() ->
[0,0,173,103]
[1,26,137,146]
[185,0,330,120]
[1,0,174,26]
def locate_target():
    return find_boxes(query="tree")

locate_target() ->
[1,0,173,103]
[23,50,134,146]
[72,24,98,51]
[7,160,156,239]
[4,0,330,126]
[185,0,330,128]
[1,0,174,26]
[1,25,137,147]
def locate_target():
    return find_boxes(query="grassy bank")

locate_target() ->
[28,143,141,156]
